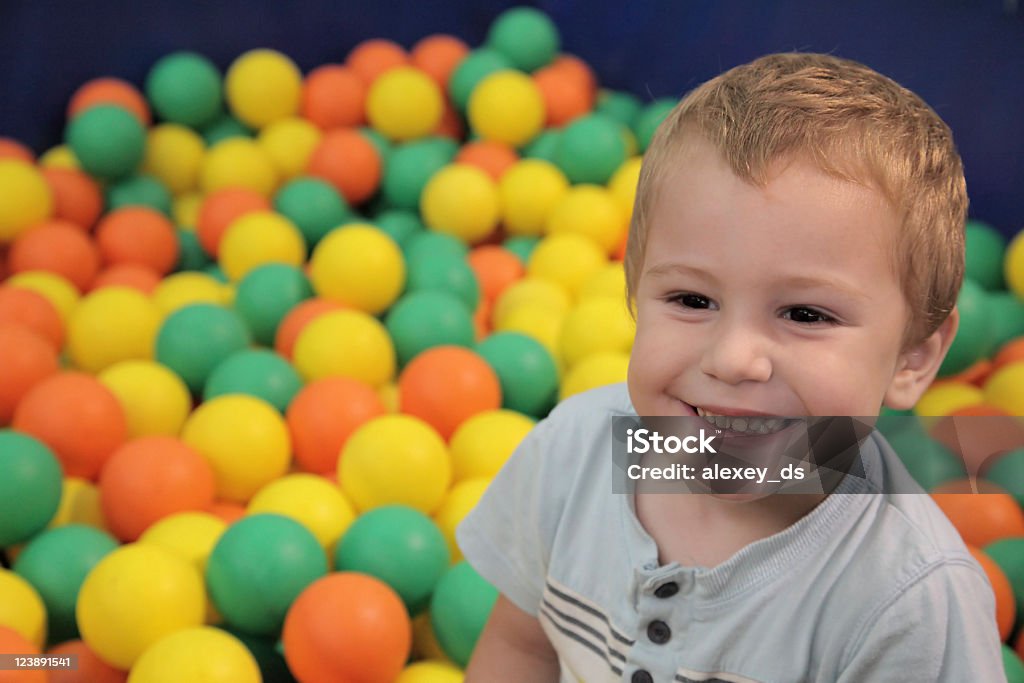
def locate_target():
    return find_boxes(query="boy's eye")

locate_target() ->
[784,306,835,324]
[670,293,712,309]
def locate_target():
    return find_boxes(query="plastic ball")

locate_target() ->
[560,351,630,400]
[969,546,1016,641]
[964,220,1006,291]
[141,124,205,196]
[346,39,409,84]
[553,113,627,184]
[0,431,62,547]
[274,297,344,360]
[546,184,626,254]
[448,49,511,113]
[467,70,545,147]
[560,298,635,368]
[522,127,561,163]
[399,346,501,439]
[339,414,451,513]
[234,264,310,345]
[201,112,252,146]
[633,98,676,153]
[282,572,411,683]
[455,139,518,180]
[293,310,396,387]
[985,449,1024,508]
[405,229,468,261]
[528,232,607,299]
[984,363,1024,414]
[77,544,205,669]
[206,514,327,635]
[486,6,560,71]
[532,62,592,127]
[395,660,463,683]
[47,639,127,683]
[475,332,559,416]
[407,252,480,312]
[205,349,303,412]
[914,381,984,418]
[938,278,993,376]
[1007,231,1024,300]
[105,173,173,215]
[375,209,425,247]
[0,137,34,162]
[334,505,449,615]
[931,479,1024,549]
[95,206,179,276]
[382,137,458,209]
[0,626,45,682]
[385,290,475,366]
[218,210,305,281]
[39,144,80,170]
[367,67,444,141]
[13,525,118,644]
[449,410,534,482]
[0,160,53,242]
[257,117,321,180]
[984,538,1024,630]
[498,159,569,237]
[608,155,642,220]
[145,51,223,128]
[248,474,356,557]
[67,77,150,125]
[41,167,103,231]
[0,285,63,350]
[494,304,565,361]
[6,271,80,323]
[138,512,226,577]
[467,246,524,304]
[129,626,260,683]
[8,220,98,291]
[581,262,628,300]
[430,561,498,668]
[196,187,271,257]
[0,570,46,649]
[306,128,382,205]
[420,164,500,243]
[65,105,146,180]
[181,395,291,503]
[308,225,404,314]
[274,177,351,248]
[988,293,1024,350]
[48,477,107,531]
[13,372,127,480]
[411,34,470,90]
[200,138,278,196]
[0,324,59,423]
[152,272,229,315]
[92,264,162,294]
[67,287,161,373]
[225,49,301,129]
[433,477,489,563]
[155,303,250,393]
[302,65,367,130]
[597,89,643,126]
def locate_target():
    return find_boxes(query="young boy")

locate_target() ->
[456,53,1006,682]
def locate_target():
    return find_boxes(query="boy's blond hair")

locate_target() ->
[625,52,967,347]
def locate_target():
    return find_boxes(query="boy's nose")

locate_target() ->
[698,315,773,385]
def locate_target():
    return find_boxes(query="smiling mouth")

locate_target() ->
[688,404,798,435]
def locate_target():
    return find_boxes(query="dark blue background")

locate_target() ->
[1,0,1021,236]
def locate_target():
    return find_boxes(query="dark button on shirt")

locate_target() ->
[631,669,654,683]
[654,581,679,598]
[647,619,672,644]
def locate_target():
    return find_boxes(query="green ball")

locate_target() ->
[554,114,627,184]
[503,236,540,264]
[386,290,475,367]
[360,127,394,166]
[202,112,251,146]
[485,7,560,72]
[984,538,1024,635]
[382,138,459,210]
[334,505,449,616]
[449,49,512,112]
[430,561,498,667]
[633,98,677,153]
[105,173,173,216]
[145,51,223,128]
[234,263,313,346]
[1004,645,1024,683]
[274,178,351,249]
[883,419,966,491]
[206,514,328,637]
[176,228,211,272]
[476,332,558,417]
[204,349,304,413]
[988,292,1024,350]
[155,303,251,394]
[204,264,230,283]
[522,129,561,163]
[938,278,994,377]
[984,448,1024,508]
[66,104,146,180]
[965,220,1007,291]
[374,209,424,248]
[407,252,480,311]
[13,524,118,645]
[0,431,62,547]
[404,231,468,262]
[596,90,643,127]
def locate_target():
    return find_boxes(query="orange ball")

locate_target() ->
[949,404,1011,417]
[0,626,46,683]
[99,436,217,542]
[196,187,271,258]
[550,54,598,100]
[275,298,345,360]
[286,377,387,475]
[0,285,64,350]
[455,140,519,181]
[67,77,151,125]
[95,206,179,276]
[282,572,411,683]
[306,129,382,205]
[473,298,491,342]
[47,639,128,683]
[0,323,59,424]
[533,64,593,127]
[0,138,35,163]
[90,264,161,294]
[944,358,994,387]
[12,371,128,480]
[968,546,1016,642]
[8,220,101,291]
[467,245,525,302]
[931,479,1024,548]
[302,65,367,130]
[41,168,104,231]
[398,346,501,440]
[346,39,409,85]
[410,34,470,91]
[207,500,247,525]
[994,338,1024,371]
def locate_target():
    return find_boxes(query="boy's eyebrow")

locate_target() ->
[643,263,870,301]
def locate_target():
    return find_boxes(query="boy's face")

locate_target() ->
[628,137,940,421]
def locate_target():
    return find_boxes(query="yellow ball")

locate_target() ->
[421,164,500,243]
[181,395,292,503]
[128,626,261,683]
[914,381,984,417]
[77,544,205,669]
[396,660,464,683]
[559,298,635,368]
[67,287,161,373]
[139,512,227,575]
[153,272,230,315]
[339,415,451,514]
[367,66,444,141]
[225,49,302,129]
[257,117,322,180]
[309,225,405,314]
[411,615,452,663]
[293,310,396,387]
[580,262,627,300]
[492,277,572,328]
[247,474,356,557]
[527,233,607,299]
[608,156,642,223]
[433,477,490,562]
[0,160,53,242]
[494,303,566,361]
[7,271,80,322]
[449,410,534,481]
[0,569,46,648]
[560,351,630,401]
[499,159,569,236]
[99,360,192,438]
[143,124,205,196]
[39,145,80,170]
[200,138,278,197]
[49,477,107,531]
[1007,232,1024,300]
[173,192,203,229]
[546,184,626,254]
[379,381,400,413]
[218,210,305,281]
[983,362,1024,414]
[468,70,545,147]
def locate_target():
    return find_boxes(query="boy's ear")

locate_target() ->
[884,307,960,411]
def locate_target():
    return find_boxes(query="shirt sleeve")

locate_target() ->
[456,415,568,617]
[836,559,1007,682]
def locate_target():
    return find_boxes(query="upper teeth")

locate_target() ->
[695,406,789,434]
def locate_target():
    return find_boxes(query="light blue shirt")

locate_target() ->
[457,383,1006,682]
